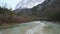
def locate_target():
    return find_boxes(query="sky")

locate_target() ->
[0,0,21,10]
[0,0,44,10]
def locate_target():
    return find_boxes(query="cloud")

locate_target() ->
[17,0,45,9]
[5,0,22,9]
[0,0,45,10]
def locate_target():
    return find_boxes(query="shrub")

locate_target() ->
[47,11,60,21]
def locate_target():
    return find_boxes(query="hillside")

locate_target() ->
[15,0,60,21]
[0,0,60,26]
[0,7,31,26]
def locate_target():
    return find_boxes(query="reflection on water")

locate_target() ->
[0,21,60,34]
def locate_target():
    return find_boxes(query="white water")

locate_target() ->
[26,22,45,34]
[0,21,60,34]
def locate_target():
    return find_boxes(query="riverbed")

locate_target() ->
[0,21,60,34]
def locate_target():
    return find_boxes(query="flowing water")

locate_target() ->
[0,21,60,34]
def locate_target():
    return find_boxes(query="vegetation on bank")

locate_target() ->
[0,6,40,26]
[46,11,60,21]
[0,7,31,26]
[0,6,14,25]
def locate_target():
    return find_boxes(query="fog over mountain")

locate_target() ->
[15,0,45,9]
[15,0,60,20]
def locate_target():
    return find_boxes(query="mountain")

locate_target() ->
[15,0,54,15]
[15,0,60,20]
[15,0,45,9]
[16,8,32,16]
[36,0,60,20]
[14,0,45,15]
[31,0,54,17]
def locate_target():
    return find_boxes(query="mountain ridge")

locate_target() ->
[15,0,45,9]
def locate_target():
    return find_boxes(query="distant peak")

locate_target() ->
[15,0,45,9]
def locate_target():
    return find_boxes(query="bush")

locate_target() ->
[47,11,60,21]
[0,7,15,23]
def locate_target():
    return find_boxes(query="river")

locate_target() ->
[0,21,60,34]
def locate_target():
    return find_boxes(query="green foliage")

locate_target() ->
[32,6,38,16]
[0,6,15,23]
[47,11,60,21]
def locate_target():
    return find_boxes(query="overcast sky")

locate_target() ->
[0,0,44,10]
[0,0,21,10]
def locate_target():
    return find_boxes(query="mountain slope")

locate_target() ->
[15,0,60,21]
[15,0,45,9]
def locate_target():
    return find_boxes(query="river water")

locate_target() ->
[0,21,60,34]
